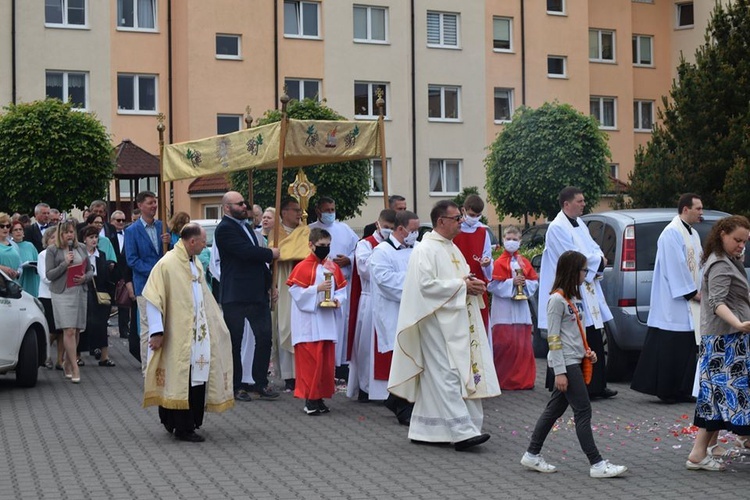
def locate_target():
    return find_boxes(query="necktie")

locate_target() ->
[117,231,123,235]
[39,224,48,230]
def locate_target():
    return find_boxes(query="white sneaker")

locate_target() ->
[521,452,557,473]
[590,460,628,478]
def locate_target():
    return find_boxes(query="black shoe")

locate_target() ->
[256,386,280,400]
[590,388,618,400]
[304,400,321,415]
[98,359,116,367]
[396,406,412,426]
[454,433,491,452]
[163,423,174,434]
[317,399,330,414]
[93,349,102,360]
[175,430,205,443]
[357,390,370,403]
[234,389,252,402]
[335,365,349,381]
[284,378,296,392]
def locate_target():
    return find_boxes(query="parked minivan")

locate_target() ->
[528,208,749,381]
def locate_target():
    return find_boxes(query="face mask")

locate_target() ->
[314,245,330,261]
[464,215,480,227]
[404,231,419,247]
[504,240,520,253]
[378,227,393,240]
[320,212,336,225]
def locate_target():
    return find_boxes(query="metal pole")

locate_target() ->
[376,88,388,207]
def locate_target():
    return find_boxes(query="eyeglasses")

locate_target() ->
[0,224,10,229]
[113,218,125,223]
[581,268,590,273]
[228,201,248,207]
[439,215,463,222]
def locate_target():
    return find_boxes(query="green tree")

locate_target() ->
[484,102,611,220]
[629,0,750,215]
[0,99,114,214]
[452,186,488,225]
[230,98,371,221]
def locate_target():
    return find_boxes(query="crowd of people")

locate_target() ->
[4,185,749,475]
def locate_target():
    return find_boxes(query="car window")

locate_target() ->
[204,225,217,246]
[634,221,669,271]
[521,225,547,248]
[601,223,617,265]
[586,220,604,243]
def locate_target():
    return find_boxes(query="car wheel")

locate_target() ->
[15,328,39,388]
[604,324,627,382]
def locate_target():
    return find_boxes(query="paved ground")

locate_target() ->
[2,331,750,500]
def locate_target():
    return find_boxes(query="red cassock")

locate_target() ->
[453,227,490,330]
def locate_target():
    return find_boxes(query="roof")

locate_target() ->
[589,208,730,224]
[113,140,160,178]
[188,174,230,195]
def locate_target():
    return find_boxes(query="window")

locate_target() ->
[117,0,156,30]
[426,11,459,48]
[590,96,617,129]
[118,176,159,197]
[285,78,321,101]
[216,34,241,59]
[493,88,514,122]
[353,5,387,43]
[117,74,157,113]
[46,71,87,110]
[217,115,243,135]
[547,0,565,14]
[589,29,615,62]
[547,56,567,78]
[284,1,319,38]
[429,159,461,195]
[45,0,86,27]
[609,163,619,178]
[493,17,512,51]
[370,158,391,195]
[632,35,653,66]
[633,100,654,131]
[676,2,694,28]
[354,82,388,119]
[204,205,220,219]
[428,85,460,121]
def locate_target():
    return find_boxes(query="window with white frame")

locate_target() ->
[590,96,617,129]
[547,0,565,14]
[547,56,567,78]
[284,1,320,38]
[118,176,159,197]
[46,71,88,110]
[426,11,459,48]
[676,2,694,28]
[117,74,157,113]
[428,85,460,121]
[216,34,241,59]
[493,17,512,51]
[117,0,156,30]
[589,29,615,62]
[494,88,514,122]
[45,0,86,27]
[632,35,653,65]
[285,78,321,101]
[633,100,654,131]
[217,115,243,135]
[204,205,220,220]
[354,82,388,119]
[369,158,391,195]
[353,5,387,43]
[429,159,461,195]
[610,163,619,178]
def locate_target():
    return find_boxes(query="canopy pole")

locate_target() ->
[157,113,168,255]
[376,88,388,208]
[271,92,291,303]
[245,106,254,205]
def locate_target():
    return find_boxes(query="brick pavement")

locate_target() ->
[2,329,749,499]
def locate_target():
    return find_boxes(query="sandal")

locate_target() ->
[44,360,53,370]
[686,455,725,471]
[98,359,116,367]
[708,444,740,459]
[77,358,85,366]
[735,437,750,455]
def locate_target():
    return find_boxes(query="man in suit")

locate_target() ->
[125,191,168,373]
[24,203,51,252]
[78,200,116,239]
[362,195,407,238]
[215,191,280,402]
[110,210,136,339]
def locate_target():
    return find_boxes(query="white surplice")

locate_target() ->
[487,255,539,327]
[537,210,613,330]
[289,265,347,346]
[388,231,500,444]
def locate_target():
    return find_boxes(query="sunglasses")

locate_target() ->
[0,223,11,229]
[439,215,463,222]
[229,201,248,207]
[113,218,125,222]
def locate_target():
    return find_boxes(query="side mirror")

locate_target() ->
[6,280,23,299]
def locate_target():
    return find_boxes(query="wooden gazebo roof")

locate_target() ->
[113,139,159,179]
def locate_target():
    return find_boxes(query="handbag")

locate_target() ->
[93,279,111,306]
[114,279,133,307]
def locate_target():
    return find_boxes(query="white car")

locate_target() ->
[0,270,48,387]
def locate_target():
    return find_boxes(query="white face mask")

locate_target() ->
[377,225,393,241]
[404,230,419,247]
[503,239,520,253]
[463,215,480,227]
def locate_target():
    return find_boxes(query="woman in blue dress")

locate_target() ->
[10,220,40,296]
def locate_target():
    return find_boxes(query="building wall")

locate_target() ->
[0,0,12,106]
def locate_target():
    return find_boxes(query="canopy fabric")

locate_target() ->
[162,119,381,181]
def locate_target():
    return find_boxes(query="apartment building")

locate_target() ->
[0,0,715,228]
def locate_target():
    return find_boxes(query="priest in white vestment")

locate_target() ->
[388,201,500,451]
[143,224,234,443]
[538,187,616,399]
[631,194,704,402]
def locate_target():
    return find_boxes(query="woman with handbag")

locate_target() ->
[81,225,116,367]
[46,220,93,384]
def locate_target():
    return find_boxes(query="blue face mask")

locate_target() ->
[320,212,336,225]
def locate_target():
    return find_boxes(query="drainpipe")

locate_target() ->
[11,0,17,103]
[167,0,174,144]
[520,0,526,105]
[274,0,279,108]
[410,0,417,214]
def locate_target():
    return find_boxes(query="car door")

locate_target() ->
[0,274,21,367]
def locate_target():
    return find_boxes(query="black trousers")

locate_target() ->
[117,306,136,337]
[159,382,206,432]
[222,301,272,392]
[585,325,607,396]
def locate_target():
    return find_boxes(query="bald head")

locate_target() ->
[222,191,248,220]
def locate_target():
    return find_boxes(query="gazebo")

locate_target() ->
[112,139,160,216]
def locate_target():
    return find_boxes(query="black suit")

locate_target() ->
[77,221,116,241]
[24,223,45,253]
[110,232,135,338]
[214,216,275,392]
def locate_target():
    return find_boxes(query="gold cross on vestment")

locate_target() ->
[451,254,462,270]
[195,354,209,370]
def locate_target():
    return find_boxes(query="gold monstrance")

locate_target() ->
[319,272,338,308]
[512,268,528,301]
[288,169,316,224]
